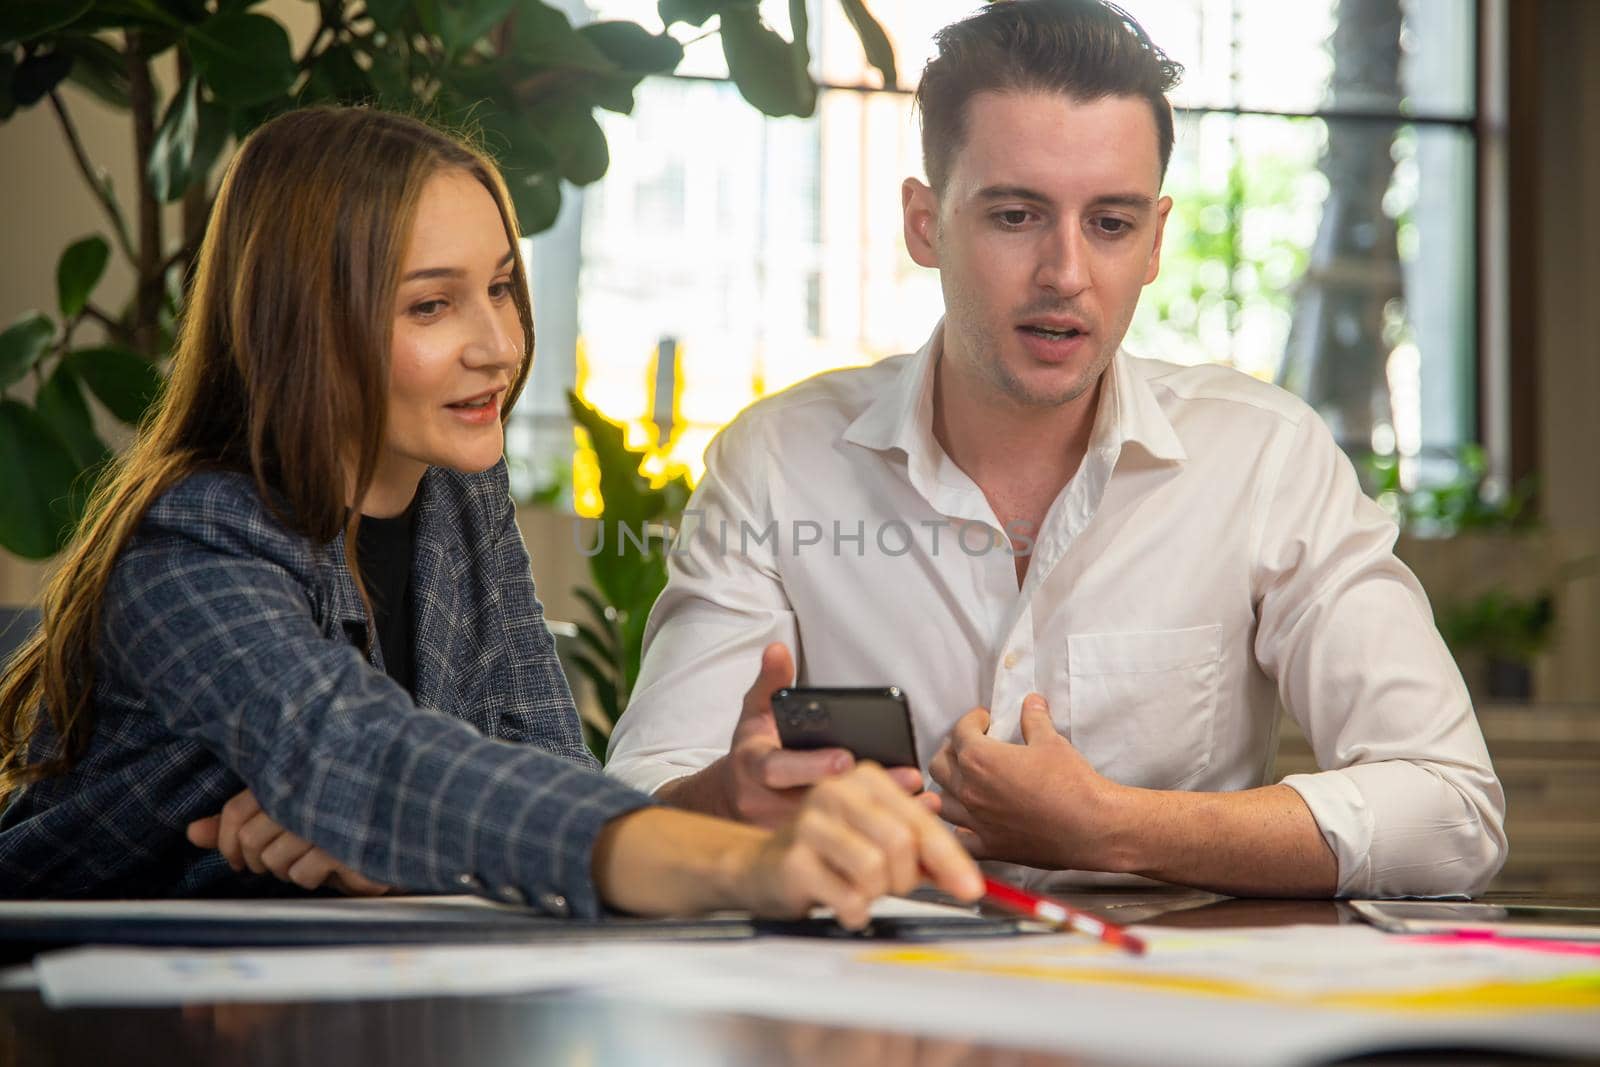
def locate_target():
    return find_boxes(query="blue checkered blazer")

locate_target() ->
[0,459,649,915]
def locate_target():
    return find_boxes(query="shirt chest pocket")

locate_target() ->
[1065,624,1222,790]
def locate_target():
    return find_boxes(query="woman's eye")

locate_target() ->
[489,281,514,300]
[410,300,446,317]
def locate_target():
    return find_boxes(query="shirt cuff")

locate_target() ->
[1280,769,1375,896]
[605,750,726,798]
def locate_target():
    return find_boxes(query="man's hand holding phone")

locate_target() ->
[657,643,927,828]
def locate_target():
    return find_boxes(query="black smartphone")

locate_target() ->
[770,686,920,769]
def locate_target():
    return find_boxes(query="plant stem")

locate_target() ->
[84,305,136,347]
[125,31,164,357]
[46,91,136,264]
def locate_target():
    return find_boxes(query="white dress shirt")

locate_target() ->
[606,324,1507,898]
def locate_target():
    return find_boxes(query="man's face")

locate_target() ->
[904,91,1171,409]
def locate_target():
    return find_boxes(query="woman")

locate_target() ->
[0,107,978,923]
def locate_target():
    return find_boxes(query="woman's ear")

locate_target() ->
[902,178,941,269]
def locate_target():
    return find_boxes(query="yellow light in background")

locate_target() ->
[572,335,702,515]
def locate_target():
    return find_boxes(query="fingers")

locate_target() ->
[938,792,975,830]
[329,868,392,897]
[928,740,956,793]
[793,804,897,902]
[816,765,983,903]
[781,842,871,929]
[885,766,924,794]
[217,790,261,872]
[753,746,853,790]
[1018,693,1055,745]
[804,776,917,896]
[259,831,317,882]
[285,849,341,891]
[951,706,992,745]
[235,810,290,876]
[186,815,220,849]
[915,791,942,816]
[737,642,795,727]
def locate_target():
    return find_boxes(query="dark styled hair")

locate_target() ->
[915,0,1184,191]
[0,107,535,793]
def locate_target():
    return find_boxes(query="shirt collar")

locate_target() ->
[841,319,1188,467]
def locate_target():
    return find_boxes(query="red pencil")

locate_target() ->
[982,877,1147,955]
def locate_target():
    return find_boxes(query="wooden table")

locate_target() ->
[1,890,1593,1067]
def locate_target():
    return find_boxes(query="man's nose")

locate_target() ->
[1033,222,1091,298]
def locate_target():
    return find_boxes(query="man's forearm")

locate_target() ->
[653,759,734,820]
[1100,783,1339,897]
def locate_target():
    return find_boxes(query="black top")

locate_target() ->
[356,502,417,696]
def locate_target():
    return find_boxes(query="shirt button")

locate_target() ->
[536,891,570,918]
[495,884,527,906]
[1003,652,1020,669]
[454,873,486,895]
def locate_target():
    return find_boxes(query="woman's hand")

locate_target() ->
[186,789,390,896]
[594,763,982,927]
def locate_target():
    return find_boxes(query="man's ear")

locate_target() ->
[1144,194,1173,285]
[903,177,941,268]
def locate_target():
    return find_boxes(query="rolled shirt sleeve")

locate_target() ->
[104,478,651,917]
[606,417,799,796]
[1253,412,1508,897]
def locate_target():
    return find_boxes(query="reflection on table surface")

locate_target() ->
[2,889,1595,1067]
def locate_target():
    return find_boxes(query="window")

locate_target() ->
[509,0,1483,508]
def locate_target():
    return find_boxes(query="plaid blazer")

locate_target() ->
[0,460,648,916]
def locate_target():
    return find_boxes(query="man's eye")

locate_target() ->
[996,209,1032,227]
[1094,217,1130,235]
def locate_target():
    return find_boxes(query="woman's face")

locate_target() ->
[370,168,524,515]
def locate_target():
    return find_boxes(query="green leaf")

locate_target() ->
[510,0,613,73]
[12,51,75,106]
[537,101,608,186]
[436,0,517,54]
[0,0,93,43]
[657,0,727,28]
[56,235,109,318]
[65,345,163,424]
[363,0,409,33]
[720,6,812,117]
[58,33,131,108]
[506,170,562,235]
[839,0,896,90]
[147,74,227,201]
[568,391,659,527]
[148,75,199,202]
[33,362,106,470]
[578,21,684,74]
[303,42,372,104]
[0,313,55,391]
[186,12,296,107]
[0,400,82,559]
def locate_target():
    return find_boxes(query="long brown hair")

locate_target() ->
[0,107,535,795]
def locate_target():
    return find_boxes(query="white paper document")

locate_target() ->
[36,941,653,1007]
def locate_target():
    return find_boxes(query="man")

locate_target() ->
[605,0,1505,898]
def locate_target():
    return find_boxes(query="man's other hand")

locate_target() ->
[929,692,1124,870]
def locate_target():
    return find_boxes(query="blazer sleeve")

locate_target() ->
[477,461,598,768]
[102,476,649,917]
